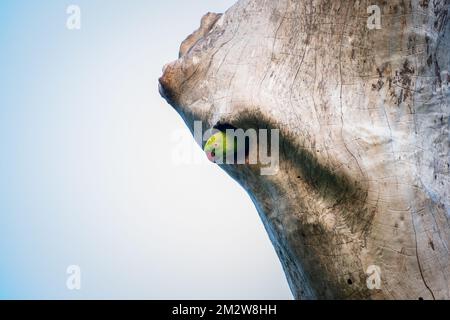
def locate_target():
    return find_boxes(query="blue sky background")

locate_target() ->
[0,0,292,299]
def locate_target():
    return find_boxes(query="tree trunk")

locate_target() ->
[159,0,450,299]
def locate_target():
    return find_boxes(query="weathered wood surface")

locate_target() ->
[159,0,450,299]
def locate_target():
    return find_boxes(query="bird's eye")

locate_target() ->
[203,131,228,163]
[204,123,255,164]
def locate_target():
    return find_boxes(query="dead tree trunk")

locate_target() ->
[159,0,450,299]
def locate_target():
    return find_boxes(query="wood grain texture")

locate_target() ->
[159,0,450,299]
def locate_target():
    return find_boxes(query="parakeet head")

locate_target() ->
[203,130,238,164]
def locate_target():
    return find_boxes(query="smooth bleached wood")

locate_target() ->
[159,0,450,300]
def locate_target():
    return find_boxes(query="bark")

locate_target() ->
[159,0,450,299]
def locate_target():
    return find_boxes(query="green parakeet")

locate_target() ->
[203,131,238,163]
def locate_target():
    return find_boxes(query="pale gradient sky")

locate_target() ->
[0,0,292,299]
